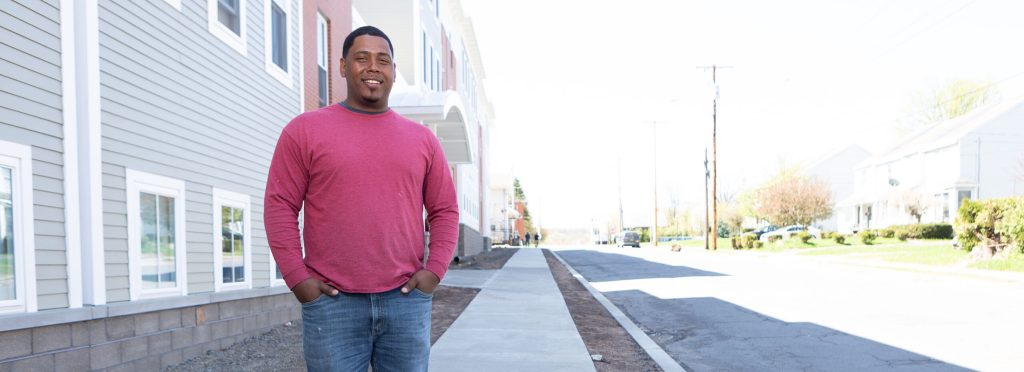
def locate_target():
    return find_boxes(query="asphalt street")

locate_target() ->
[554,245,1024,372]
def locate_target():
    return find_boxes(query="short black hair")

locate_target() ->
[342,26,394,58]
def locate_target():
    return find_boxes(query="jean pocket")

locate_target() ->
[410,288,434,298]
[300,294,326,307]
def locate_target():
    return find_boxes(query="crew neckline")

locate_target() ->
[338,101,391,116]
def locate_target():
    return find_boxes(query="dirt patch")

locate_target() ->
[430,286,480,344]
[450,247,519,270]
[167,249,517,371]
[543,249,664,372]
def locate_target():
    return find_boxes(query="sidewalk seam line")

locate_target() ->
[551,250,688,372]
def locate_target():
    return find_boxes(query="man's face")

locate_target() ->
[341,35,395,111]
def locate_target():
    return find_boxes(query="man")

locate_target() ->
[524,231,531,247]
[264,26,459,371]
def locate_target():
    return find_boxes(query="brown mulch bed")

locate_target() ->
[167,248,517,371]
[544,249,664,372]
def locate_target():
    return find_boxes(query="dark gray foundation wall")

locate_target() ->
[457,224,488,259]
[0,293,301,371]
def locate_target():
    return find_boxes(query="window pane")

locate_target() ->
[140,193,159,289]
[318,67,328,107]
[0,167,15,301]
[221,206,234,283]
[158,196,176,288]
[272,2,287,70]
[233,232,245,281]
[218,0,240,35]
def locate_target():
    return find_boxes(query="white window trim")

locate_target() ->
[208,0,248,56]
[126,169,188,300]
[212,189,253,292]
[263,0,292,87]
[268,248,286,287]
[164,0,182,11]
[315,12,329,106]
[0,140,37,314]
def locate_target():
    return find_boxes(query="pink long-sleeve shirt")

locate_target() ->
[264,104,459,292]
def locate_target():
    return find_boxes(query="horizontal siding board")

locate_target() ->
[103,238,127,252]
[35,250,65,265]
[33,231,65,250]
[102,161,126,176]
[0,110,62,146]
[32,175,62,195]
[33,220,64,239]
[37,279,67,295]
[105,263,128,277]
[103,225,127,240]
[36,264,67,280]
[32,159,62,179]
[37,293,68,310]
[102,146,265,196]
[31,146,63,164]
[33,190,63,209]
[103,199,126,215]
[103,211,127,228]
[32,204,64,223]
[104,249,128,264]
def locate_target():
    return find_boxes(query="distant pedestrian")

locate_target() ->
[525,232,532,247]
[264,26,458,372]
[534,233,540,247]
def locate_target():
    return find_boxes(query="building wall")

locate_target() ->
[96,0,301,302]
[1,0,69,311]
[302,0,351,111]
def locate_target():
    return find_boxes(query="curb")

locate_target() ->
[551,251,688,372]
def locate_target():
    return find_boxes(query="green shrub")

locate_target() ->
[797,231,812,244]
[834,234,846,244]
[730,237,741,249]
[754,240,764,249]
[953,197,1024,253]
[859,230,877,245]
[742,234,759,249]
[767,235,782,243]
[896,231,909,241]
[820,231,834,239]
[890,223,954,239]
[879,228,895,238]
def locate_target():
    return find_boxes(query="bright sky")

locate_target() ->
[461,0,1024,229]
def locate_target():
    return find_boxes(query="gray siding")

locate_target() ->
[98,0,300,301]
[0,0,69,310]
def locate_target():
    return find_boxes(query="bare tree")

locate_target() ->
[754,172,833,227]
[894,189,926,223]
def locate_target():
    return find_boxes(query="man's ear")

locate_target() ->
[339,58,346,78]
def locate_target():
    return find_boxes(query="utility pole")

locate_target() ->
[697,65,731,250]
[652,121,658,247]
[704,148,710,250]
[618,156,624,237]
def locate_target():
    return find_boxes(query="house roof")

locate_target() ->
[858,97,1024,168]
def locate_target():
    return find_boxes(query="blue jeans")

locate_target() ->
[301,286,432,372]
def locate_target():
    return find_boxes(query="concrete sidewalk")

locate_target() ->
[429,249,596,372]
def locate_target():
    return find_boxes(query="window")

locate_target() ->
[264,0,292,86]
[422,32,428,84]
[127,170,187,300]
[430,47,435,90]
[213,189,252,291]
[219,0,241,34]
[317,13,329,107]
[208,0,247,55]
[0,140,35,313]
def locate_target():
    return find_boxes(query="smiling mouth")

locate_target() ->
[363,78,382,88]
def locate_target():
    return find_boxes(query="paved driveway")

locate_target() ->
[554,245,1024,372]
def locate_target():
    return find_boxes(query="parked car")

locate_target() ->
[619,231,641,248]
[749,225,778,239]
[759,225,821,242]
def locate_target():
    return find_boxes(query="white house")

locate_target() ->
[805,144,871,233]
[839,98,1024,233]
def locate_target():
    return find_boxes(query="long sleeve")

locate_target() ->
[263,130,311,289]
[422,135,460,281]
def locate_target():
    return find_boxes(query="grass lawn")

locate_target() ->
[659,236,1024,273]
